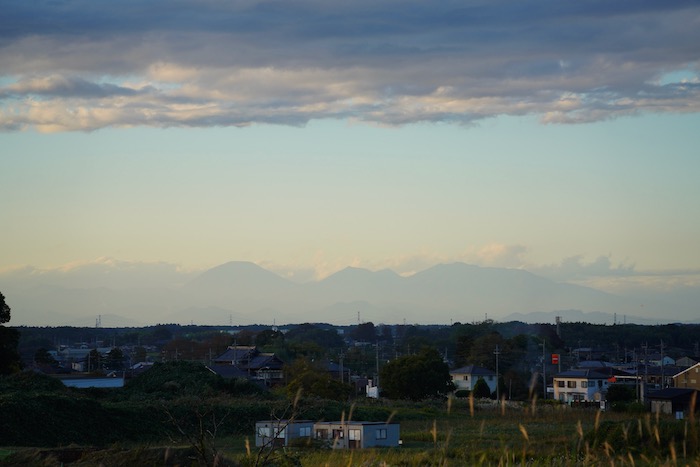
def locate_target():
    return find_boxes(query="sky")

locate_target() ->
[2,0,700,301]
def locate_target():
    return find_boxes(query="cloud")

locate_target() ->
[533,255,636,282]
[1,0,699,131]
[0,257,197,289]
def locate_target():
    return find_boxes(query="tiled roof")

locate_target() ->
[247,354,284,370]
[213,346,257,363]
[207,365,250,379]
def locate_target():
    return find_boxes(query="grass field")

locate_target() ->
[224,403,700,466]
[2,399,698,466]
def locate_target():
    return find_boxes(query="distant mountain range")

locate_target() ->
[3,261,696,327]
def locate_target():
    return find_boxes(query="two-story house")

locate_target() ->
[553,367,634,403]
[450,365,497,395]
[673,363,700,390]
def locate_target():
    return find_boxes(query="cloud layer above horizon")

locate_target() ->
[2,0,699,131]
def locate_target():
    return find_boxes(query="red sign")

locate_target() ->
[551,354,559,365]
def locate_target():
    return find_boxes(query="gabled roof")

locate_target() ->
[213,345,258,364]
[555,369,610,379]
[450,365,495,376]
[247,354,284,370]
[676,356,698,367]
[556,366,634,379]
[578,360,615,368]
[672,362,700,378]
[207,364,250,379]
[643,365,686,377]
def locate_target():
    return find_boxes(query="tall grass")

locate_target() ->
[5,391,700,465]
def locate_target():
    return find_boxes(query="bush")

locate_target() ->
[0,371,66,393]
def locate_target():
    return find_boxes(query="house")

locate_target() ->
[450,365,497,395]
[324,361,351,383]
[213,345,258,366]
[643,353,675,367]
[213,346,284,385]
[255,420,314,447]
[553,367,635,403]
[313,421,400,449]
[673,363,700,390]
[647,388,699,417]
[639,365,684,390]
[675,356,698,368]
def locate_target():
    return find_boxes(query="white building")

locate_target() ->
[553,368,635,402]
[450,365,497,395]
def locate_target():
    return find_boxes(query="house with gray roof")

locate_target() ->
[212,345,284,386]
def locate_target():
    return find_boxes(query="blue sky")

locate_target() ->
[1,0,700,299]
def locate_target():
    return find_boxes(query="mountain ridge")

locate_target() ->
[2,261,693,326]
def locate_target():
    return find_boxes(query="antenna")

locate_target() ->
[95,315,101,328]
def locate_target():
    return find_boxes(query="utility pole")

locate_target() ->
[542,339,546,400]
[660,339,665,388]
[494,345,501,400]
[375,342,380,391]
[643,343,648,402]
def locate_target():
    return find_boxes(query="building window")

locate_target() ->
[557,380,565,387]
[275,428,286,439]
[567,381,576,388]
[376,429,387,440]
[580,381,587,388]
[258,427,271,438]
[299,426,311,437]
[349,429,361,440]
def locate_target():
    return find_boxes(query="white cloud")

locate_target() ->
[1,1,698,131]
[0,257,197,289]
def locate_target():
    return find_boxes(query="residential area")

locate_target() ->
[17,319,700,419]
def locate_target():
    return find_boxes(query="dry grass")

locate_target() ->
[5,400,700,466]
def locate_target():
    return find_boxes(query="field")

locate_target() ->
[2,365,698,465]
[3,399,699,466]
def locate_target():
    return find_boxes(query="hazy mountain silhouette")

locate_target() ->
[2,261,694,326]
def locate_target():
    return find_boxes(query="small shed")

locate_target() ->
[254,420,314,447]
[647,388,699,417]
[313,421,400,449]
